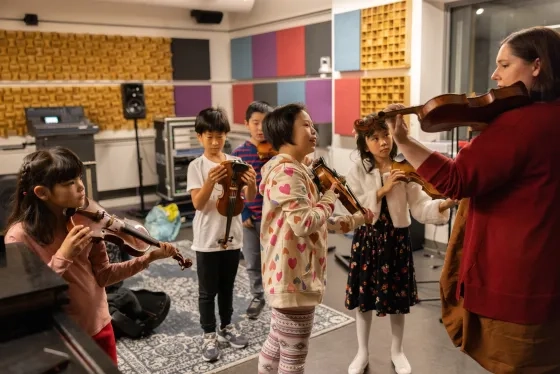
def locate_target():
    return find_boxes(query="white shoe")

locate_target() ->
[348,354,369,374]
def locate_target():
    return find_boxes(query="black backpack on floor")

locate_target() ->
[105,242,171,339]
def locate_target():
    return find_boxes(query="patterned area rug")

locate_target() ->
[116,240,355,374]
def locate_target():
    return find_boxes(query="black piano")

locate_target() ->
[0,239,120,373]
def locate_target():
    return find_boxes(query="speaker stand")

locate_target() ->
[127,118,150,219]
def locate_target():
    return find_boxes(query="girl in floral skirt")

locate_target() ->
[344,117,456,374]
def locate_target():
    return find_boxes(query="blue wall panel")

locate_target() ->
[277,81,306,106]
[334,10,361,72]
[231,36,253,80]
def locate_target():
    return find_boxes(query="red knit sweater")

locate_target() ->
[417,100,560,325]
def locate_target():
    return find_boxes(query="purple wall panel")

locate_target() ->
[252,32,277,78]
[174,85,212,117]
[305,80,332,123]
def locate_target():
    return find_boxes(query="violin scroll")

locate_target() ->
[391,156,444,199]
[257,142,278,160]
[311,157,366,215]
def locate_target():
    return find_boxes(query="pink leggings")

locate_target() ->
[258,307,316,374]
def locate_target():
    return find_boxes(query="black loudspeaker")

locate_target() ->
[23,13,39,26]
[190,10,224,24]
[121,83,146,120]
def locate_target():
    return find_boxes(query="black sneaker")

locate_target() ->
[246,296,265,319]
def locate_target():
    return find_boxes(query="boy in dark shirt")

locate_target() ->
[232,101,273,319]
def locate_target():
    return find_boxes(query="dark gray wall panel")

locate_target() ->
[305,21,332,76]
[171,38,211,80]
[253,83,278,107]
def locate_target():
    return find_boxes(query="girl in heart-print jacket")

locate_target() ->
[259,153,367,309]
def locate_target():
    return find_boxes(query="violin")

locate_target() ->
[257,142,278,160]
[310,157,366,215]
[216,159,250,249]
[354,81,532,134]
[391,156,444,199]
[65,198,192,270]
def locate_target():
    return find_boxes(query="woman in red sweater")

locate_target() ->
[386,27,560,373]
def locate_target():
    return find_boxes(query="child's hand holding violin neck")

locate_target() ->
[383,169,407,191]
[149,242,179,261]
[206,165,227,185]
[362,208,375,224]
[439,198,459,212]
[241,166,257,186]
[57,225,93,260]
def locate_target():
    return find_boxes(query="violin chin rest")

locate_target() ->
[64,208,76,217]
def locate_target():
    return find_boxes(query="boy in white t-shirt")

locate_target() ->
[187,107,257,362]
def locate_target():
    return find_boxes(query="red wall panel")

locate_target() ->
[334,78,361,136]
[276,27,306,77]
[232,84,254,124]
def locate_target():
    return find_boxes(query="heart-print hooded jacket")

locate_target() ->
[259,153,366,309]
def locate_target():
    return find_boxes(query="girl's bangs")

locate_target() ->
[46,150,84,186]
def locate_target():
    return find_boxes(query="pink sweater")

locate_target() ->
[5,223,151,336]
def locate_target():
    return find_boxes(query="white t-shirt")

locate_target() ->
[186,154,243,252]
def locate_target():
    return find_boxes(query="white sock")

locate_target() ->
[348,310,372,374]
[390,314,411,374]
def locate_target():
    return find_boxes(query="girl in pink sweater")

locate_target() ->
[257,103,374,374]
[4,147,178,365]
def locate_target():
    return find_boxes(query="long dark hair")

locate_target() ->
[7,147,84,245]
[502,26,560,101]
[353,116,398,173]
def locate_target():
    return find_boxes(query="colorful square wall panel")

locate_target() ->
[334,10,361,72]
[276,26,305,77]
[174,85,212,117]
[360,76,410,117]
[305,80,332,123]
[252,32,277,78]
[305,21,332,76]
[277,81,305,106]
[361,0,411,70]
[334,78,360,136]
[231,36,253,80]
[253,83,278,107]
[232,84,254,124]
[172,38,210,80]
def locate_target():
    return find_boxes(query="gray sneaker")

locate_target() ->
[201,332,220,362]
[217,324,248,349]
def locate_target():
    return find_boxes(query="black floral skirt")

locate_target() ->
[344,198,418,316]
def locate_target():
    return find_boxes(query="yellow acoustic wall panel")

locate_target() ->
[0,29,176,136]
[360,76,410,118]
[0,85,175,136]
[360,0,411,70]
[0,30,172,81]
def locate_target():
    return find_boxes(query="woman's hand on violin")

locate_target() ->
[206,165,227,185]
[383,104,410,145]
[57,225,93,260]
[149,242,178,262]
